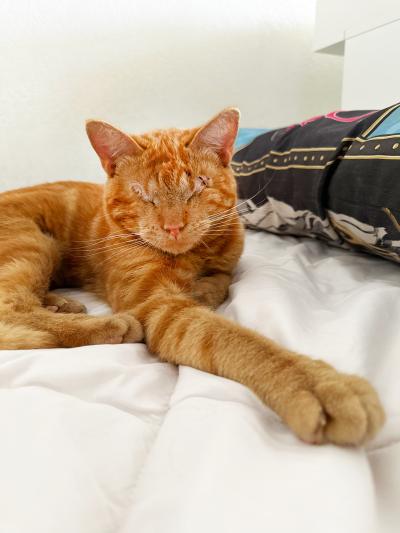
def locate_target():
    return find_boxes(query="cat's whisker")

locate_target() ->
[210,217,246,225]
[208,204,250,219]
[92,242,150,267]
[71,241,134,254]
[198,207,248,226]
[201,181,271,226]
[72,233,135,243]
[208,211,239,221]
[205,231,243,237]
[72,232,132,243]
[74,238,148,258]
[199,238,211,251]
[71,233,143,251]
[207,213,247,225]
[206,223,245,230]
[204,224,241,233]
[93,249,134,268]
[196,215,237,229]
[72,233,128,242]
[205,200,252,221]
[196,212,246,230]
[71,242,129,253]
[205,223,245,232]
[71,234,134,250]
[74,247,134,259]
[205,212,238,224]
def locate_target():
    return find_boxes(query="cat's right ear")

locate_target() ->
[86,120,143,177]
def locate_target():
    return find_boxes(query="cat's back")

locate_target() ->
[0,180,102,200]
[0,181,104,239]
[0,180,102,210]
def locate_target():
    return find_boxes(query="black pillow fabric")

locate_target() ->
[232,103,400,263]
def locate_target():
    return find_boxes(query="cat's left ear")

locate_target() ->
[86,120,143,177]
[190,108,240,166]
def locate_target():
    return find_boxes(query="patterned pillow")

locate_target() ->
[233,103,400,263]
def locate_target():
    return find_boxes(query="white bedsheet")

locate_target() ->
[0,230,399,533]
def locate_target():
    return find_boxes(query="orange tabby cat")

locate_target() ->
[0,109,384,445]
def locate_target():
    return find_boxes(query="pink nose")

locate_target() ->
[164,224,184,239]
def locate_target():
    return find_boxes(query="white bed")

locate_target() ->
[0,229,399,533]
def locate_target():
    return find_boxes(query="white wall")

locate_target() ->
[0,0,342,189]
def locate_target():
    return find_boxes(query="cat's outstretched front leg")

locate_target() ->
[112,276,385,446]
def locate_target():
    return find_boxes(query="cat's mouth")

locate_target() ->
[140,229,201,255]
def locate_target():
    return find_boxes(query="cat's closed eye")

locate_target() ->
[195,175,209,192]
[185,175,209,202]
[186,171,209,192]
[131,182,158,204]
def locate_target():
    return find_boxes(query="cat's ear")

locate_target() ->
[190,108,240,166]
[86,120,143,177]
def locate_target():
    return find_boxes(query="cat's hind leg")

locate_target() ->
[0,220,61,348]
[0,220,61,314]
[5,309,143,348]
[0,221,142,348]
[0,320,56,350]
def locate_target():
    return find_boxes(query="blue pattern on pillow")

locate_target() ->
[367,106,400,137]
[235,128,270,149]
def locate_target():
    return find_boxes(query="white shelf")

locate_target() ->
[314,0,400,54]
[314,0,400,108]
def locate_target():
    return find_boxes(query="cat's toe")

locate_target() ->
[43,293,87,314]
[285,390,327,444]
[286,373,385,446]
[58,299,87,314]
[312,380,369,445]
[341,374,386,442]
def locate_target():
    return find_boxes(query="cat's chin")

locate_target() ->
[144,236,198,255]
[157,240,197,255]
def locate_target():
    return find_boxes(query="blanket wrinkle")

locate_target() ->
[116,376,179,533]
[1,383,169,420]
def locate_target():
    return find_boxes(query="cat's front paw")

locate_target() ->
[104,313,144,344]
[83,313,144,345]
[283,365,385,446]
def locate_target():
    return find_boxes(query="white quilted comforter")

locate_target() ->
[0,230,399,533]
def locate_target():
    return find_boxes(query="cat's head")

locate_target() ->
[86,108,240,255]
